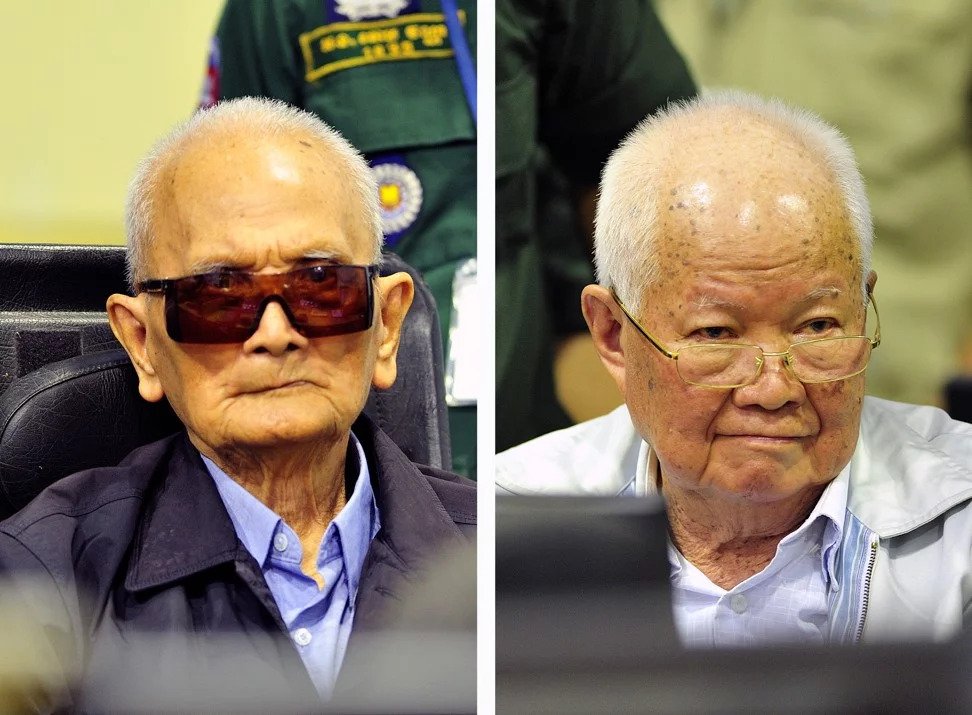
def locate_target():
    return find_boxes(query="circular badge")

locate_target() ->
[372,161,423,238]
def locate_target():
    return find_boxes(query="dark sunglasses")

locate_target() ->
[135,263,379,344]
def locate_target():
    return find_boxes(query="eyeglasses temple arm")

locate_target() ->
[868,291,881,348]
[609,288,679,360]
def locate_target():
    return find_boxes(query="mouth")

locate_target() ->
[720,434,808,446]
[239,380,313,395]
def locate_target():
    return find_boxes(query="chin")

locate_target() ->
[226,412,351,450]
[717,469,823,504]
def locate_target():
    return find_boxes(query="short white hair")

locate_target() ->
[594,89,874,313]
[124,97,382,288]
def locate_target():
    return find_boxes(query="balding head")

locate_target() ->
[594,90,873,313]
[125,97,382,288]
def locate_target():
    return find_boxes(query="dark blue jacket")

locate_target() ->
[0,415,475,711]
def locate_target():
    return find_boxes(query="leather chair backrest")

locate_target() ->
[0,248,450,518]
[0,244,128,393]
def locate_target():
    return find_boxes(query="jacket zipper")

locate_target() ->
[854,538,879,642]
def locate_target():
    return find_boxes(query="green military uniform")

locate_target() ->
[655,0,972,409]
[204,0,477,475]
[495,0,697,451]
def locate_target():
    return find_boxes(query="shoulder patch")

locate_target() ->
[371,157,423,245]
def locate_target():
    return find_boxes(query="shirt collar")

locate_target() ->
[332,433,381,597]
[642,441,849,585]
[203,432,381,598]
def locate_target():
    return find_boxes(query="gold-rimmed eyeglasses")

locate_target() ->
[610,288,881,389]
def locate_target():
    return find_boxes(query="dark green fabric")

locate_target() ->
[212,0,477,476]
[495,0,697,451]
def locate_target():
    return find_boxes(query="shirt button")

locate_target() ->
[729,594,748,614]
[293,628,312,647]
[273,533,289,552]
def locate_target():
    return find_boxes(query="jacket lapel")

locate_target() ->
[349,415,467,633]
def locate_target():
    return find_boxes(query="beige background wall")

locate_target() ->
[0,1,224,246]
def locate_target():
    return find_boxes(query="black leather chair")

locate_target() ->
[0,248,450,519]
[0,244,128,394]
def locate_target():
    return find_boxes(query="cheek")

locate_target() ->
[807,379,865,472]
[623,349,725,474]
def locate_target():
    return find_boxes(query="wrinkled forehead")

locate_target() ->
[145,129,373,274]
[654,119,859,273]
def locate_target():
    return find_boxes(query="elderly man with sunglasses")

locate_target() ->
[0,97,475,706]
[497,91,972,645]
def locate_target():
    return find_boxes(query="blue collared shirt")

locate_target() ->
[203,433,380,699]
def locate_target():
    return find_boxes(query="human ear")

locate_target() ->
[866,270,877,294]
[106,293,165,403]
[371,272,414,389]
[581,284,627,394]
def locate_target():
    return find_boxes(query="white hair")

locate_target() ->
[594,89,874,313]
[124,96,382,288]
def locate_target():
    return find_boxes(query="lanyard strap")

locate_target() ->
[440,0,476,126]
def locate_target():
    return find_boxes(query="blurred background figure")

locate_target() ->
[202,0,478,477]
[495,0,697,451]
[654,0,972,409]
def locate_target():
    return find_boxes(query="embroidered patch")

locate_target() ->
[372,158,422,244]
[199,37,221,109]
[331,0,416,21]
[298,11,466,82]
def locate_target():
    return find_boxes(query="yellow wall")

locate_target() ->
[0,1,224,246]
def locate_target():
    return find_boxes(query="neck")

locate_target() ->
[663,480,825,590]
[196,434,351,541]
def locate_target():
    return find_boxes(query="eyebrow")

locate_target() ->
[184,248,348,276]
[692,286,843,311]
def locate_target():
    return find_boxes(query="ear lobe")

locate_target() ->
[581,285,627,394]
[106,293,165,403]
[371,272,414,390]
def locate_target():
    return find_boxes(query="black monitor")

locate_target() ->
[496,495,676,672]
[496,496,972,713]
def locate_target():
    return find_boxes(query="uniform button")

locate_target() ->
[273,533,289,552]
[293,628,312,647]
[729,594,748,614]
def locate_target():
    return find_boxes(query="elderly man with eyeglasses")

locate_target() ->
[0,97,475,708]
[497,91,972,646]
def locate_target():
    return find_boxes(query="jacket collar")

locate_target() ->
[349,414,467,631]
[124,435,240,592]
[847,397,972,537]
[124,415,466,602]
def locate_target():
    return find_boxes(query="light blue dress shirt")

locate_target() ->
[202,433,380,699]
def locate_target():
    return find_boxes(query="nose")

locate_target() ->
[242,299,309,356]
[731,349,806,410]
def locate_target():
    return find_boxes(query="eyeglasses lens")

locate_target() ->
[165,265,373,343]
[678,337,873,387]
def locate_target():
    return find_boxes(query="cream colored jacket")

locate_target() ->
[497,397,972,642]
